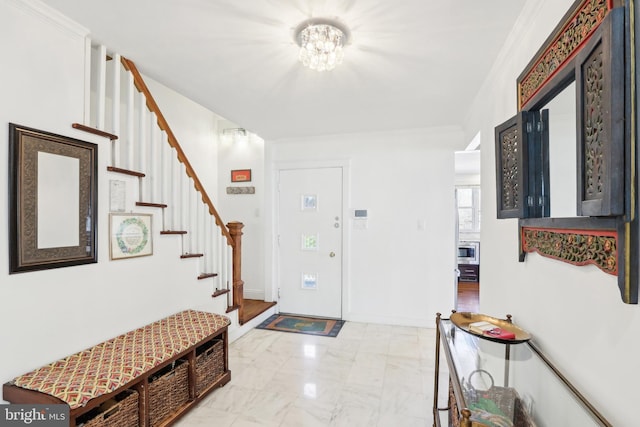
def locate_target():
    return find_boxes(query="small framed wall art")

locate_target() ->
[231,169,252,182]
[110,213,153,260]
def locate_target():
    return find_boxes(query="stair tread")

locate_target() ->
[180,253,204,259]
[72,123,118,140]
[212,289,230,298]
[107,166,145,177]
[198,273,219,280]
[136,202,168,208]
[160,230,187,235]
[226,304,240,313]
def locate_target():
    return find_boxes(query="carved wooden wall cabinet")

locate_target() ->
[494,0,638,303]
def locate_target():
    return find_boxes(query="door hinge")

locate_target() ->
[278,288,281,299]
[526,122,533,133]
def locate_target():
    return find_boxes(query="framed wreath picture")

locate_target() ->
[110,213,153,260]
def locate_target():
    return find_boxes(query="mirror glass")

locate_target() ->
[542,81,584,218]
[37,151,80,248]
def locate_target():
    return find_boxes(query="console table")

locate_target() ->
[433,313,612,426]
[3,309,231,427]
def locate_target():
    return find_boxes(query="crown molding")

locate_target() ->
[7,0,89,38]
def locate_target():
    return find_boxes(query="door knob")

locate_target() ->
[329,252,336,258]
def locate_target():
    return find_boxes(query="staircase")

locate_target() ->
[79,43,245,322]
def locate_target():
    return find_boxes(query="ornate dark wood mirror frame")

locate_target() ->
[494,0,639,303]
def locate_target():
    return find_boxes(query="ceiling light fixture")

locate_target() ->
[221,128,249,144]
[222,128,247,137]
[294,18,350,72]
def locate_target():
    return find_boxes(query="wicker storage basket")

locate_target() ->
[149,360,189,427]
[463,369,536,427]
[78,390,138,427]
[195,339,225,396]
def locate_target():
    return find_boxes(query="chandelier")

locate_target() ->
[294,18,349,72]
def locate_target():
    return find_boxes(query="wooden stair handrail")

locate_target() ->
[120,57,234,246]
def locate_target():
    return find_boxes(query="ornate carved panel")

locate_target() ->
[521,227,617,275]
[495,113,530,219]
[576,8,625,216]
[517,0,611,110]
[501,126,520,211]
[583,44,605,202]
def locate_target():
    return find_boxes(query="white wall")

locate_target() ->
[0,0,236,402]
[466,0,640,424]
[217,128,266,300]
[267,127,466,327]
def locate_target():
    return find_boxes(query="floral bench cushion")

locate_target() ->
[12,310,230,409]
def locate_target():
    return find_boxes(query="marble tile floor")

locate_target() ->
[176,322,450,427]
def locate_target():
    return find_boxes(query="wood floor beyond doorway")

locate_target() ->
[457,281,479,313]
[243,299,277,323]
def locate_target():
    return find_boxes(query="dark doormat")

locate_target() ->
[255,314,345,337]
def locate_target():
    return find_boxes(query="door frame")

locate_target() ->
[272,159,351,319]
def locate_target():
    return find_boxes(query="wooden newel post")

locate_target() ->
[227,221,244,323]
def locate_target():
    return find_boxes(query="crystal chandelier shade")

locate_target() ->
[295,19,349,72]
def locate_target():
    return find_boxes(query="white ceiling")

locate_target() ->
[41,0,527,140]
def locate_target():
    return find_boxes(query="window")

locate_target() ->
[457,187,481,232]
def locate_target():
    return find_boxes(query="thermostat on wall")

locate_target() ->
[353,209,368,218]
[352,209,368,230]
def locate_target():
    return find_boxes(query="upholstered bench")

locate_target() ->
[3,309,231,427]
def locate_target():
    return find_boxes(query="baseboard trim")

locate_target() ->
[345,312,435,328]
[228,307,276,343]
[243,289,265,300]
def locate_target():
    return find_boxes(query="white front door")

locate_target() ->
[277,167,343,319]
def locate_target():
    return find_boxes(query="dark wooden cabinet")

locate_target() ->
[458,264,479,282]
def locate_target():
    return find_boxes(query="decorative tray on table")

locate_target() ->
[450,312,532,344]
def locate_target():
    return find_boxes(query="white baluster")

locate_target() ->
[197,197,203,258]
[160,132,169,229]
[111,53,121,168]
[166,146,173,230]
[208,210,214,275]
[180,163,188,235]
[83,39,91,125]
[126,71,135,170]
[225,236,230,294]
[203,208,211,273]
[96,45,107,130]
[170,149,179,230]
[213,219,221,289]
[138,92,147,201]
[186,179,194,253]
[149,112,158,202]
[194,189,200,256]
